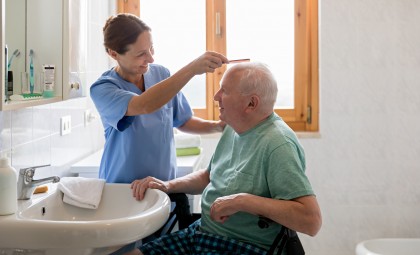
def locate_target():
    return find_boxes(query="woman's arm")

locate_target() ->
[177,116,225,134]
[126,52,227,116]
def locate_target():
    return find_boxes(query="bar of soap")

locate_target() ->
[34,185,48,194]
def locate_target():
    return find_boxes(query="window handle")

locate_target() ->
[216,12,221,36]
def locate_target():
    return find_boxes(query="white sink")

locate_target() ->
[0,183,171,254]
[356,238,420,255]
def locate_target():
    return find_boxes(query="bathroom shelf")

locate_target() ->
[2,96,62,111]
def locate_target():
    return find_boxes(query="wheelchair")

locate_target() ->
[145,193,200,239]
[112,193,304,255]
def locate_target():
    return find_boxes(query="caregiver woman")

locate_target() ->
[90,13,227,188]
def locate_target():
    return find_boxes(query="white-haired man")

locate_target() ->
[127,62,322,255]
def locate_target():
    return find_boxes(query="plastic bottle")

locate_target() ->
[0,156,17,215]
[7,70,13,100]
[42,64,55,98]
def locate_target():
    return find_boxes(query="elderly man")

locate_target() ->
[128,62,322,255]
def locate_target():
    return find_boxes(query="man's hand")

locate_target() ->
[131,176,169,201]
[210,193,245,224]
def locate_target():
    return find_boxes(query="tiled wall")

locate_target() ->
[0,98,104,179]
[1,1,420,254]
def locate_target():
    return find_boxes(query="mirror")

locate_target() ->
[5,0,25,99]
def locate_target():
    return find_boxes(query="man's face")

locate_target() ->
[214,70,249,124]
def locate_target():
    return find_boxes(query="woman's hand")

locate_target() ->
[216,120,226,132]
[190,51,228,75]
[131,176,169,201]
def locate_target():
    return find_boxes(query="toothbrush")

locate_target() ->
[29,49,34,94]
[7,49,21,70]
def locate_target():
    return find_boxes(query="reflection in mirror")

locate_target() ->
[5,0,26,98]
[26,0,63,99]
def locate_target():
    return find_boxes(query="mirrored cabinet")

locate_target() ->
[0,0,85,111]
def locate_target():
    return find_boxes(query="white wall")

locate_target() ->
[1,1,420,254]
[202,1,420,254]
[306,1,420,254]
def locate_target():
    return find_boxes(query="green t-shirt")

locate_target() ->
[200,113,314,250]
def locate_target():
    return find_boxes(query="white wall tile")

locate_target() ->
[0,111,12,154]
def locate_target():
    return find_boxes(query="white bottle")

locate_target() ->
[0,156,17,215]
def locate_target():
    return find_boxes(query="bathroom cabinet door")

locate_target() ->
[0,0,84,111]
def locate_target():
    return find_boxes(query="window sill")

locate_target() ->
[296,132,321,139]
[202,132,321,139]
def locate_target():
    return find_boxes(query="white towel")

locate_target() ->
[174,133,201,149]
[58,177,105,209]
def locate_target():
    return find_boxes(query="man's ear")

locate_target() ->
[246,95,259,111]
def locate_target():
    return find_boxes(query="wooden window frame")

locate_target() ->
[117,0,139,16]
[120,0,319,132]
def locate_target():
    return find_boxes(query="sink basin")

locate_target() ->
[0,183,170,254]
[356,238,420,255]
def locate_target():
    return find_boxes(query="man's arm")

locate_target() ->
[209,193,322,236]
[131,169,210,200]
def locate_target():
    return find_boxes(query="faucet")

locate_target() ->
[17,164,60,200]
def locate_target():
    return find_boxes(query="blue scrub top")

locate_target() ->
[90,64,193,183]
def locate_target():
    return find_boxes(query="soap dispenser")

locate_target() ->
[0,156,17,215]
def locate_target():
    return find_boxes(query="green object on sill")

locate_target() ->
[22,93,43,98]
[176,147,201,157]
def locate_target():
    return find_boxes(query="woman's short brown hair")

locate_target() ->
[103,13,151,54]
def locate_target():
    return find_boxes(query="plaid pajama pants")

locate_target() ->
[140,219,268,255]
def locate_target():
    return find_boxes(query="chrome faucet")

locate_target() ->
[17,164,60,200]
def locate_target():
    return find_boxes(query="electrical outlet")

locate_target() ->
[60,115,71,136]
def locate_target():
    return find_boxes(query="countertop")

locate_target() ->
[70,149,203,177]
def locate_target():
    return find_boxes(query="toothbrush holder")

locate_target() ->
[21,72,44,95]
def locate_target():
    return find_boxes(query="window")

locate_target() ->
[120,0,318,132]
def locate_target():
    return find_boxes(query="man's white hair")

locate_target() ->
[228,62,278,110]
